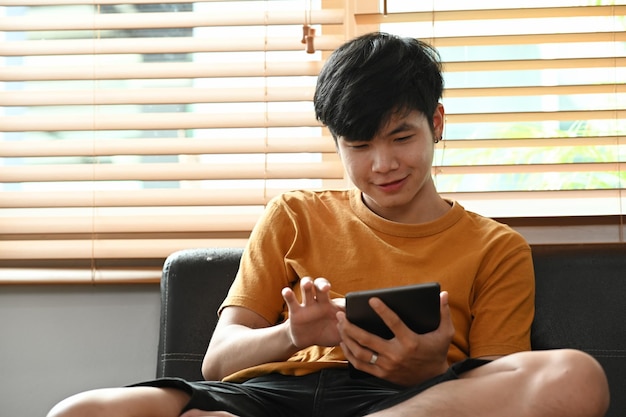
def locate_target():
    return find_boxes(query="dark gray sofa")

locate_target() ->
[157,244,626,417]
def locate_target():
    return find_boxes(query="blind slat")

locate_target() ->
[0,111,321,131]
[0,35,344,56]
[5,30,625,57]
[3,214,259,234]
[5,135,617,159]
[0,9,345,31]
[3,180,622,209]
[447,109,624,124]
[4,83,622,107]
[432,31,626,47]
[1,161,619,183]
[0,268,162,285]
[355,5,625,23]
[0,161,345,182]
[0,61,325,81]
[444,84,625,99]
[0,239,250,260]
[441,189,626,218]
[0,188,282,208]
[440,136,622,149]
[4,32,623,58]
[3,109,623,132]
[0,136,336,157]
[0,86,317,106]
[3,57,620,82]
[434,162,625,176]
[446,57,626,72]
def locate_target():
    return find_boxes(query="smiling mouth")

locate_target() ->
[376,177,406,191]
[379,175,407,185]
[380,178,403,186]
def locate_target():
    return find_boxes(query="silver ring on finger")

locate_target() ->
[369,352,379,365]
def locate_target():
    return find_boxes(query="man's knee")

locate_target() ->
[554,349,609,415]
[47,386,190,417]
[47,389,111,417]
[470,349,609,417]
[528,349,609,417]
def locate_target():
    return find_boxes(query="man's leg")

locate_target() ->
[367,349,609,417]
[46,386,190,417]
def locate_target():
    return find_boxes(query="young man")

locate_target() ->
[48,32,609,417]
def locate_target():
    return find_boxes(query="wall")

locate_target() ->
[0,284,161,417]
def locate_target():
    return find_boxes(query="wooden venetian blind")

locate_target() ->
[1,0,624,283]
[0,0,348,282]
[356,0,625,218]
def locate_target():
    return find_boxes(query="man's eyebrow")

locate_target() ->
[387,122,415,135]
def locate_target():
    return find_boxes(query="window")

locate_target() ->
[0,0,346,282]
[1,0,624,283]
[366,0,626,217]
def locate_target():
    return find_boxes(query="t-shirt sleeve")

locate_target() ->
[468,235,535,358]
[218,195,299,325]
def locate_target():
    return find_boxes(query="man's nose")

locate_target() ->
[371,146,399,173]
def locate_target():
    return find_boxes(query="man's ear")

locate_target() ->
[433,103,445,141]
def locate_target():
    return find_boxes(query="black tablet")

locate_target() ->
[345,282,441,378]
[345,282,441,340]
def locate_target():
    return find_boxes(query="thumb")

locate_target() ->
[439,291,455,334]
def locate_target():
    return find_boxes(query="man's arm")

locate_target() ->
[202,277,344,381]
[201,306,298,381]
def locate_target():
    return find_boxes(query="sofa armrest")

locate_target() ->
[157,248,243,380]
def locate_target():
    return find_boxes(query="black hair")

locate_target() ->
[314,32,443,142]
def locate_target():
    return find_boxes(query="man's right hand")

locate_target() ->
[282,277,345,349]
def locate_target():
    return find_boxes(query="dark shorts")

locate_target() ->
[131,358,488,417]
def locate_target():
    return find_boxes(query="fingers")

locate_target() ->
[283,276,332,306]
[338,290,455,385]
[282,277,335,317]
[368,291,453,338]
[298,276,315,304]
[367,296,408,337]
[303,277,331,299]
[311,277,331,304]
[281,286,298,310]
[336,310,384,367]
[338,291,451,361]
[283,277,342,348]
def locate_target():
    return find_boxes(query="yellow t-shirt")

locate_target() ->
[220,189,534,382]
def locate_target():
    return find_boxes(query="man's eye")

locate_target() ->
[396,135,412,142]
[350,144,368,149]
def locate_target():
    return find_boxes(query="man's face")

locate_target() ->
[336,105,444,222]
